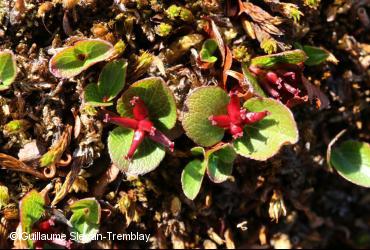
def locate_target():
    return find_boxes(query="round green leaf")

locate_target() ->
[108,127,166,175]
[182,87,229,147]
[84,59,127,106]
[206,144,236,183]
[181,159,207,200]
[251,49,307,68]
[69,198,101,244]
[330,140,370,187]
[234,97,298,160]
[117,77,177,131]
[0,50,17,90]
[200,39,218,63]
[49,39,113,78]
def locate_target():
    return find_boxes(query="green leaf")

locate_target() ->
[182,87,229,147]
[250,49,307,68]
[200,39,218,63]
[0,50,17,91]
[234,97,299,160]
[69,198,101,244]
[330,140,370,187]
[181,159,207,200]
[301,45,330,66]
[20,190,45,248]
[181,145,236,200]
[108,127,166,175]
[241,63,267,97]
[49,39,113,78]
[191,146,205,156]
[0,185,9,210]
[84,59,127,106]
[117,77,177,131]
[206,144,236,183]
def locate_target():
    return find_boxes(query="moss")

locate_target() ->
[155,23,172,37]
[166,5,181,20]
[261,38,278,54]
[232,45,251,63]
[179,8,194,22]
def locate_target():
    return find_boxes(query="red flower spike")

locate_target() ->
[266,71,282,89]
[230,124,244,139]
[33,219,73,249]
[131,96,149,120]
[149,129,175,152]
[38,219,55,232]
[243,111,270,124]
[126,130,146,160]
[103,97,174,160]
[250,63,310,107]
[104,114,138,129]
[209,115,231,128]
[138,119,156,136]
[209,91,269,139]
[227,91,243,123]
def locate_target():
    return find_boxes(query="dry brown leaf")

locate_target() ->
[0,153,47,180]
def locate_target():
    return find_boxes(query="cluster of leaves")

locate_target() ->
[44,37,340,201]
[19,190,100,248]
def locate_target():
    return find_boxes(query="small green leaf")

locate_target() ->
[251,49,307,68]
[108,127,166,175]
[117,77,177,131]
[200,39,218,63]
[234,97,299,160]
[301,45,330,66]
[181,145,236,200]
[84,84,113,106]
[182,87,229,147]
[69,198,101,244]
[49,39,113,78]
[181,159,207,200]
[330,140,370,187]
[0,185,9,210]
[20,190,45,248]
[241,63,267,97]
[191,146,205,156]
[0,50,17,91]
[84,59,127,106]
[206,144,236,183]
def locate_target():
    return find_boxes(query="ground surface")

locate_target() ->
[0,0,369,249]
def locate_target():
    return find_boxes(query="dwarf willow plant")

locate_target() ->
[48,42,337,200]
[181,87,298,199]
[20,190,101,247]
[0,50,17,91]
[106,77,177,176]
